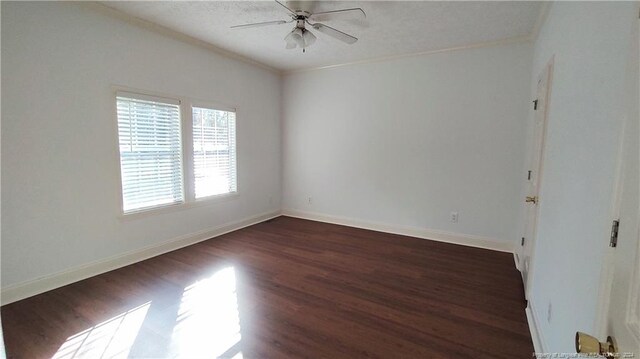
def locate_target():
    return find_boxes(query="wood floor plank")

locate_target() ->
[2,216,533,358]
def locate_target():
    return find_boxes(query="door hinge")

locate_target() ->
[610,220,620,248]
[521,237,525,246]
[533,99,539,110]
[527,170,532,181]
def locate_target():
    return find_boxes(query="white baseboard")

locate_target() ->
[2,209,516,305]
[1,210,281,305]
[282,209,514,253]
[526,302,547,354]
[514,251,522,271]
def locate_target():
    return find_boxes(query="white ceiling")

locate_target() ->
[102,1,544,72]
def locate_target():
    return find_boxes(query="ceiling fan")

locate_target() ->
[231,0,366,52]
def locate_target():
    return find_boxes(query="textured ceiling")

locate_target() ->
[102,1,543,72]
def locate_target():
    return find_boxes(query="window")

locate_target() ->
[192,107,237,199]
[117,93,184,213]
[115,90,238,215]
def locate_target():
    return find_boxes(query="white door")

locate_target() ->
[518,59,553,295]
[599,12,640,356]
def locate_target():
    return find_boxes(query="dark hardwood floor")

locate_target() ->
[2,216,533,358]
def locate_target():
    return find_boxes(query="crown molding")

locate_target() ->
[83,2,282,75]
[530,1,552,44]
[84,2,545,77]
[283,35,532,75]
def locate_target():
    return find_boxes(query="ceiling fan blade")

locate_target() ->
[309,8,366,21]
[275,0,297,16]
[230,20,289,29]
[310,23,358,44]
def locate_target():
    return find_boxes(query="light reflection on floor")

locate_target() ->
[170,267,243,358]
[52,302,151,359]
[51,266,242,359]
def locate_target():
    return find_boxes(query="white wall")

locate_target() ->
[525,2,637,352]
[282,42,533,245]
[1,3,281,290]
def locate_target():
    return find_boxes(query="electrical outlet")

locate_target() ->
[450,211,459,223]
[547,302,552,323]
[307,196,312,205]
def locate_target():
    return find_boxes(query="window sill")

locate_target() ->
[118,192,239,221]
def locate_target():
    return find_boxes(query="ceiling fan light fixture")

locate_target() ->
[284,28,316,52]
[292,27,305,48]
[302,29,316,47]
[284,31,298,49]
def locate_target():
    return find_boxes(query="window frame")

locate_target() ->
[190,101,238,202]
[112,86,239,220]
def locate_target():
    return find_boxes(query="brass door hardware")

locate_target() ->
[575,332,617,359]
[525,196,538,204]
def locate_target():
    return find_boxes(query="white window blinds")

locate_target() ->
[192,106,237,199]
[116,93,184,213]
